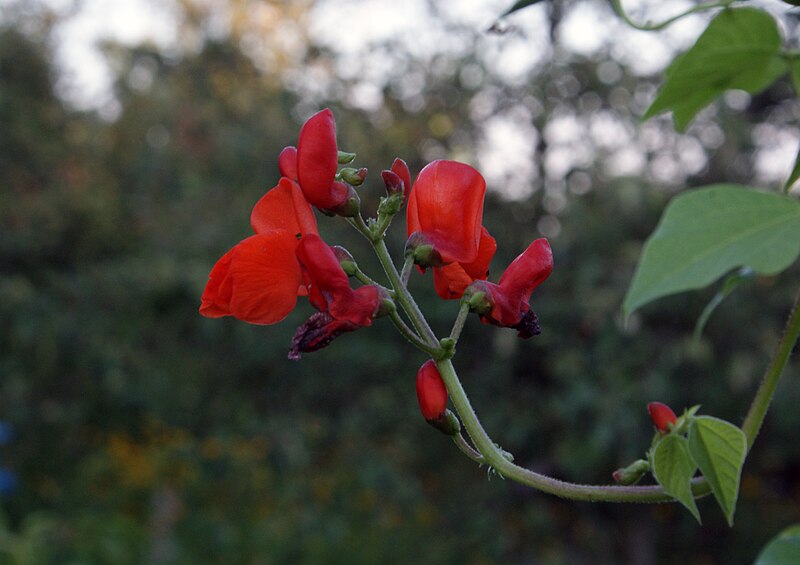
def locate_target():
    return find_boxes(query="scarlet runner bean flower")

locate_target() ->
[416,360,448,422]
[406,160,497,299]
[279,108,358,215]
[199,178,318,324]
[463,238,553,338]
[648,402,678,433]
[289,234,389,359]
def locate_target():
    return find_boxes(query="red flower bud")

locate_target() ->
[391,158,411,200]
[648,402,677,433]
[416,360,448,421]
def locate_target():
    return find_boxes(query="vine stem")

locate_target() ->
[609,0,740,32]
[741,289,800,452]
[353,210,800,502]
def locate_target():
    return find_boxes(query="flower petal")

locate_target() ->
[431,227,496,300]
[278,146,298,179]
[296,234,380,325]
[297,108,342,209]
[406,160,486,264]
[200,231,302,325]
[497,238,553,305]
[251,177,318,237]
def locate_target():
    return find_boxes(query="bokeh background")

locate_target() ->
[2,0,800,562]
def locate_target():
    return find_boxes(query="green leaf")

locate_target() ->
[501,0,546,17]
[755,525,800,565]
[642,8,787,131]
[687,416,747,526]
[623,185,800,316]
[651,434,701,523]
[790,59,800,98]
[693,267,754,340]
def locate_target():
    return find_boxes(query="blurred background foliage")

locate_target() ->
[1,0,800,563]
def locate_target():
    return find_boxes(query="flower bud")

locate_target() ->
[648,401,677,433]
[338,151,357,164]
[382,170,404,197]
[331,245,357,276]
[416,360,447,422]
[340,167,368,187]
[612,459,649,485]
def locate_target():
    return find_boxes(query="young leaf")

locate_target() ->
[687,416,747,526]
[642,8,787,131]
[623,185,800,316]
[651,434,701,523]
[755,524,800,565]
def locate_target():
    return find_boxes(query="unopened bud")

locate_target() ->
[648,402,678,433]
[612,459,649,485]
[377,193,404,217]
[331,245,357,276]
[416,360,448,421]
[337,151,357,164]
[340,167,367,186]
[382,170,404,197]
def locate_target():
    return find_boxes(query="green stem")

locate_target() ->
[388,309,441,357]
[609,0,740,31]
[452,433,485,464]
[400,254,414,287]
[449,303,470,343]
[436,357,709,502]
[741,289,800,452]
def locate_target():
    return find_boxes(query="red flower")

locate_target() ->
[199,178,318,324]
[406,160,496,299]
[289,234,385,359]
[465,238,553,338]
[295,108,352,212]
[416,360,448,421]
[648,402,678,433]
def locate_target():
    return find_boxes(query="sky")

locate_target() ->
[2,0,797,202]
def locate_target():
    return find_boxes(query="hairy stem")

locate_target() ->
[436,357,709,502]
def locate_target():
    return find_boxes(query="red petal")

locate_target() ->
[251,177,318,237]
[391,157,412,200]
[405,160,486,264]
[278,146,298,179]
[296,234,379,325]
[460,226,497,280]
[329,285,379,326]
[416,360,448,421]
[431,227,496,300]
[497,238,553,305]
[297,108,341,209]
[199,232,302,325]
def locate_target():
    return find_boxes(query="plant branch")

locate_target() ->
[741,289,800,451]
[609,0,740,32]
